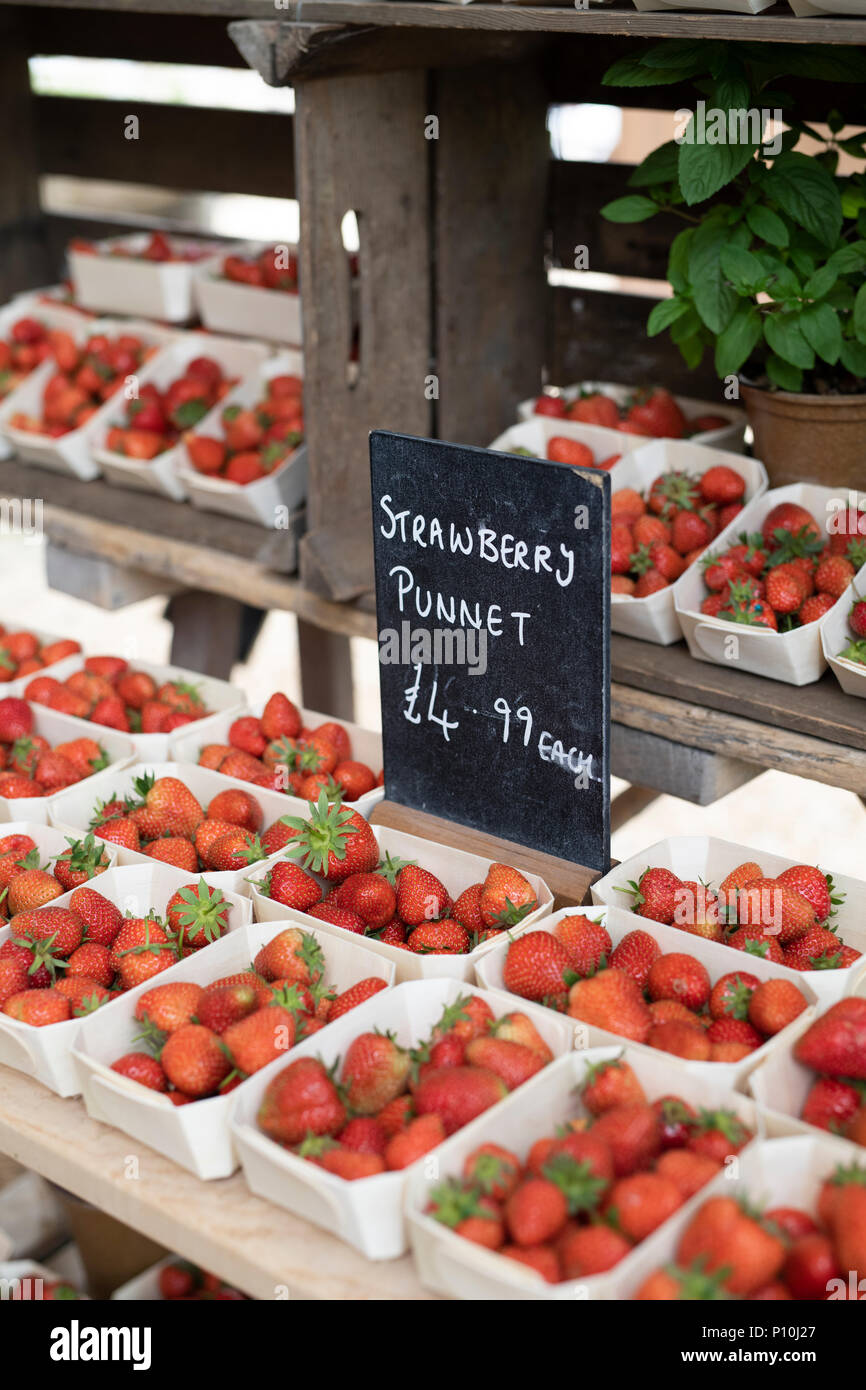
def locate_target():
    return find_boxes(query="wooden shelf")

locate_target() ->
[0,1066,434,1300]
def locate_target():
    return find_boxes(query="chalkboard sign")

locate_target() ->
[370,431,611,872]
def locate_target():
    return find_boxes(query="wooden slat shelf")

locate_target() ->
[0,1068,434,1300]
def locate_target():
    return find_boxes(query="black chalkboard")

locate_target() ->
[370,431,611,872]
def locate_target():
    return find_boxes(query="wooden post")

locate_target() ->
[297,620,356,721]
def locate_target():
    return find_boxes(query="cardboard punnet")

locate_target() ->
[0,705,135,825]
[516,382,745,451]
[193,241,303,345]
[821,567,866,698]
[68,233,224,321]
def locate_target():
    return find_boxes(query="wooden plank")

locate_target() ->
[298,620,355,719]
[611,682,866,794]
[20,5,249,64]
[295,70,431,579]
[0,15,53,301]
[299,511,375,602]
[435,61,549,448]
[36,96,295,200]
[167,591,248,679]
[0,1068,433,1301]
[550,160,681,285]
[611,722,758,806]
[548,282,723,399]
[370,798,602,909]
[610,634,866,753]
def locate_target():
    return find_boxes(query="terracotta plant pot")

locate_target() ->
[740,383,866,489]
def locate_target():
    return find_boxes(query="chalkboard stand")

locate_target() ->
[369,800,603,911]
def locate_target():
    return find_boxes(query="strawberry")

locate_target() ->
[13,904,83,956]
[395,863,451,925]
[413,1065,507,1135]
[559,1225,631,1278]
[51,833,110,892]
[197,744,232,772]
[747,978,808,1036]
[55,976,110,1014]
[700,465,745,505]
[775,864,836,923]
[89,696,130,732]
[655,1148,721,1200]
[0,697,32,742]
[224,1003,296,1075]
[204,829,266,873]
[671,508,713,556]
[192,818,238,863]
[432,994,496,1044]
[111,1052,167,1091]
[257,862,320,915]
[331,871,396,930]
[783,925,850,970]
[761,502,821,549]
[649,1020,711,1060]
[300,1139,385,1180]
[502,931,573,1002]
[66,941,113,989]
[161,1023,231,1097]
[765,564,807,615]
[94,817,140,852]
[634,1260,730,1301]
[606,929,661,987]
[479,863,537,929]
[305,902,367,935]
[462,1143,522,1201]
[144,837,199,873]
[258,1056,346,1144]
[68,885,123,946]
[590,1102,661,1176]
[627,390,686,441]
[111,916,176,988]
[336,1116,388,1156]
[727,924,785,964]
[254,927,324,985]
[581,1057,646,1115]
[196,982,258,1035]
[206,788,262,832]
[605,1172,683,1242]
[451,882,485,935]
[687,1110,753,1163]
[489,1011,552,1059]
[709,970,759,1020]
[552,914,611,974]
[504,1176,567,1246]
[332,761,375,801]
[567,968,653,1043]
[795,998,866,1079]
[341,1032,410,1114]
[383,1113,446,1171]
[646,953,710,1012]
[802,1077,864,1133]
[165,879,231,950]
[7,869,64,914]
[704,1016,762,1047]
[427,1179,505,1248]
[464,1036,546,1089]
[130,772,203,839]
[260,692,301,741]
[0,957,30,1006]
[135,980,204,1035]
[327,976,387,1022]
[799,593,836,624]
[619,866,682,925]
[815,554,855,599]
[677,1196,785,1296]
[406,919,470,954]
[2,988,71,1026]
[281,792,378,883]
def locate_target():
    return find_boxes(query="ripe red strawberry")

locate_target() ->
[224,1003,296,1075]
[581,1056,646,1115]
[135,980,204,1035]
[479,863,538,929]
[761,502,821,549]
[726,924,785,964]
[7,869,64,914]
[775,864,835,923]
[13,904,83,956]
[765,564,807,615]
[395,863,451,926]
[0,697,33,742]
[649,1020,711,1060]
[709,970,759,1020]
[161,1023,231,1097]
[254,927,324,986]
[687,1110,753,1164]
[464,1036,546,1089]
[68,886,123,946]
[704,1016,762,1048]
[559,1225,631,1279]
[55,975,111,1014]
[700,465,745,506]
[305,902,366,935]
[607,929,662,987]
[606,1171,683,1242]
[502,931,573,1003]
[490,1011,552,1059]
[815,554,855,599]
[258,1057,347,1144]
[677,1196,784,1297]
[165,879,231,950]
[94,817,140,852]
[463,1143,522,1201]
[281,792,378,883]
[621,866,682,925]
[504,1177,567,1246]
[799,593,836,624]
[590,1103,661,1177]
[144,837,199,873]
[65,941,113,989]
[783,925,849,970]
[794,998,866,1079]
[747,978,808,1036]
[414,1065,508,1135]
[298,1138,385,1180]
[330,871,396,930]
[228,715,267,758]
[406,919,470,954]
[451,882,484,934]
[130,772,203,839]
[89,696,130,732]
[432,994,496,1044]
[2,988,71,1026]
[261,860,322,912]
[196,982,258,1035]
[327,976,388,1022]
[111,1052,167,1091]
[567,968,653,1043]
[553,914,611,975]
[0,957,30,1006]
[260,692,302,741]
[51,834,111,893]
[383,1113,447,1171]
[111,917,177,989]
[192,818,238,863]
[206,788,263,832]
[341,1032,410,1114]
[646,953,710,1012]
[802,1077,864,1133]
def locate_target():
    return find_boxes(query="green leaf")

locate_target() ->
[854,282,866,344]
[828,241,866,275]
[720,245,768,292]
[803,265,838,300]
[678,333,705,370]
[766,353,803,392]
[711,75,751,113]
[667,227,695,293]
[602,55,700,88]
[840,338,866,378]
[669,305,701,345]
[600,195,658,224]
[777,47,866,83]
[714,304,762,377]
[689,216,738,334]
[745,205,789,248]
[646,298,691,337]
[764,313,815,370]
[638,39,723,73]
[789,249,815,279]
[763,153,843,249]
[828,109,845,135]
[800,303,842,365]
[678,127,758,206]
[628,141,679,188]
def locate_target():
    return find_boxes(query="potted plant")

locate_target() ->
[601,40,866,488]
